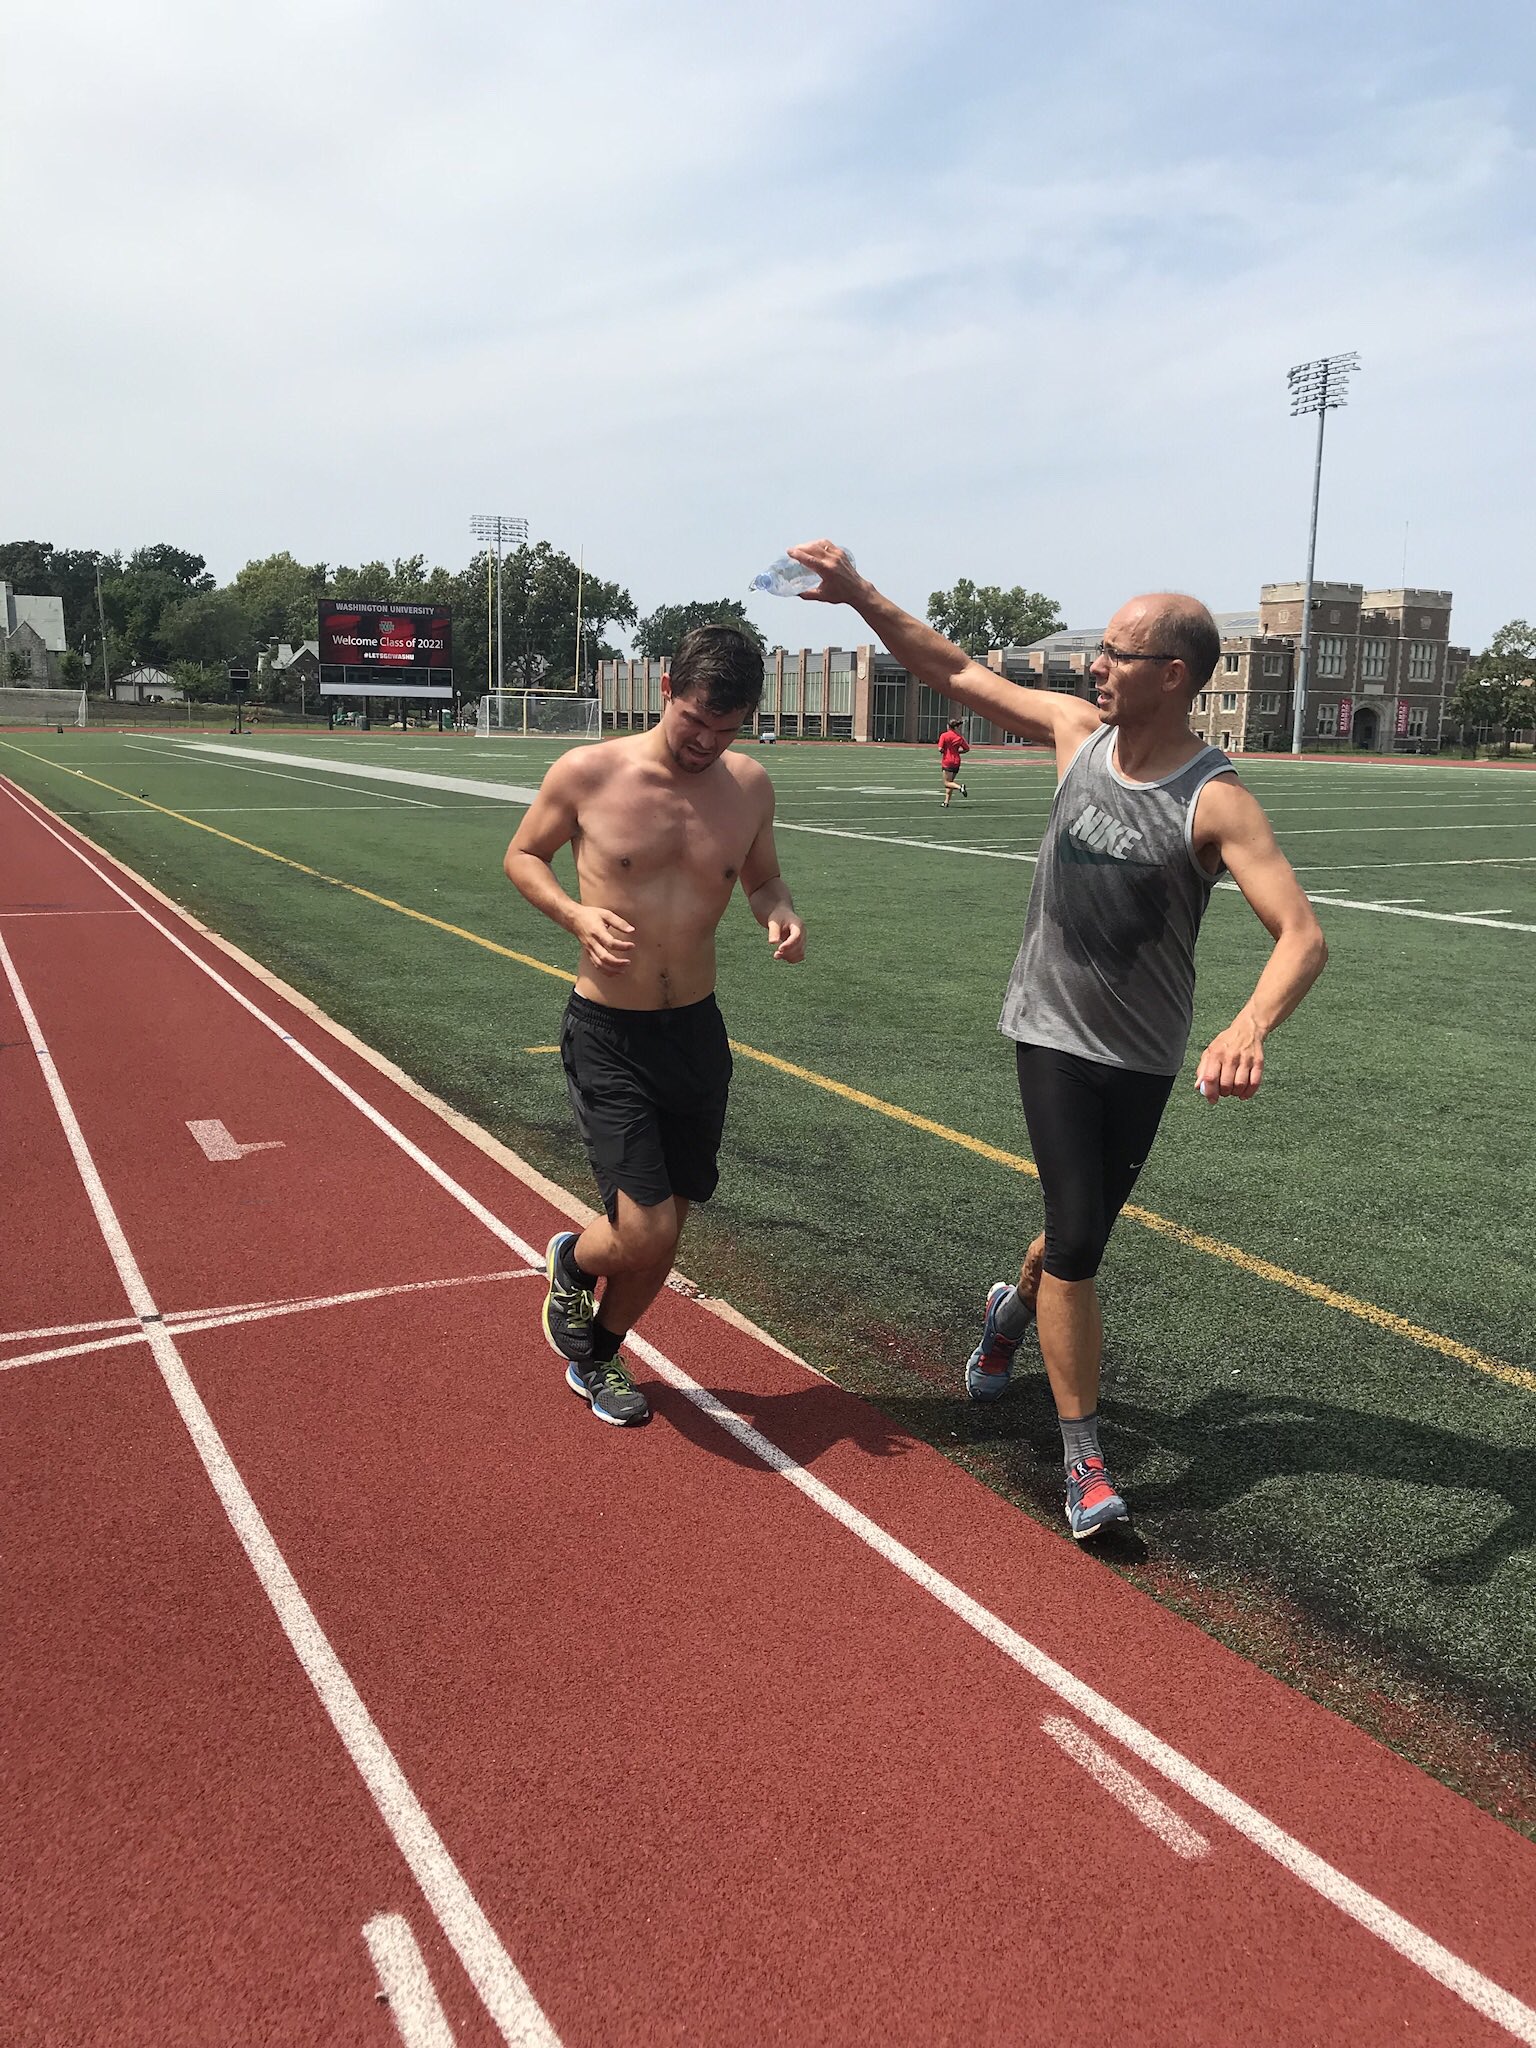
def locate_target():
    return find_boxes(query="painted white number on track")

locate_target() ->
[186,1118,285,1162]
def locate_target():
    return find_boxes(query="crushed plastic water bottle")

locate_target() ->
[750,551,852,597]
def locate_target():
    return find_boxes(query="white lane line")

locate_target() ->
[177,742,539,806]
[1041,1715,1210,1860]
[1280,821,1536,836]
[12,779,1536,2043]
[0,929,559,2048]
[0,1311,141,1344]
[364,1914,458,2048]
[1,1269,539,1374]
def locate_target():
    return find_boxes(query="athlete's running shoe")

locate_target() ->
[1065,1456,1130,1540]
[565,1355,650,1426]
[543,1231,596,1365]
[964,1280,1029,1401]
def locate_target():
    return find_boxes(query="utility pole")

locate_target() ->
[94,560,112,702]
[1286,352,1360,756]
[469,513,529,697]
[573,544,584,695]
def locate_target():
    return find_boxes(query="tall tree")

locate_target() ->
[231,553,329,647]
[495,542,635,692]
[927,578,1064,656]
[634,599,766,660]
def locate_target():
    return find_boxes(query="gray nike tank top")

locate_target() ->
[998,724,1237,1074]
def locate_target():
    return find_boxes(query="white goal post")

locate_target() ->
[0,686,88,728]
[475,691,600,739]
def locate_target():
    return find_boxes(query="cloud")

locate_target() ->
[3,0,1531,645]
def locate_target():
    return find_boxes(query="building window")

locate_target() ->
[1407,642,1436,683]
[1220,691,1237,710]
[1220,731,1232,750]
[1196,692,1208,712]
[1263,653,1283,675]
[1328,608,1340,623]
[1315,702,1337,736]
[1406,706,1428,739]
[1361,638,1388,681]
[1420,615,1431,630]
[1315,635,1346,678]
[1223,652,1239,673]
[1258,693,1280,714]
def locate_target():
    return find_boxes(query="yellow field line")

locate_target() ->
[8,744,1530,1396]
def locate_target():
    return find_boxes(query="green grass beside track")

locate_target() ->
[5,728,1534,1825]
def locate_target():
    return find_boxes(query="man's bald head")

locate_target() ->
[1117,592,1221,695]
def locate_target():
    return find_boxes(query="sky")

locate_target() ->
[4,0,1533,650]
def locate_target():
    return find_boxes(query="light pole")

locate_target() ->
[469,513,529,697]
[1287,351,1360,756]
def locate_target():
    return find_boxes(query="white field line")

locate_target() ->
[177,741,539,805]
[1279,821,1536,837]
[363,1914,458,2048]
[127,745,1536,929]
[0,926,560,2048]
[1291,857,1536,873]
[1303,895,1536,934]
[7,780,1535,2044]
[0,1269,537,1374]
[79,803,449,817]
[132,746,440,808]
[1041,1715,1210,1860]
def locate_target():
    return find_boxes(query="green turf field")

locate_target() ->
[5,725,1534,1824]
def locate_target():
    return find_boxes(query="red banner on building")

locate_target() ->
[1396,697,1411,735]
[1338,698,1353,736]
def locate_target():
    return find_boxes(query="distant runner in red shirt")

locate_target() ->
[939,715,969,806]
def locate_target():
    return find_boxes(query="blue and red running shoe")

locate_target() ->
[1065,1456,1130,1540]
[964,1281,1029,1402]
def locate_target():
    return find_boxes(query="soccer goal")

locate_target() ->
[0,686,88,729]
[475,691,600,739]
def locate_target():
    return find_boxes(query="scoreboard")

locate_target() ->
[318,601,453,698]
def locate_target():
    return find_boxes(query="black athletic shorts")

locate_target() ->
[1014,1041,1176,1282]
[560,992,733,1221]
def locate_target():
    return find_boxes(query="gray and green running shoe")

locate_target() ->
[565,1355,650,1426]
[543,1231,596,1365]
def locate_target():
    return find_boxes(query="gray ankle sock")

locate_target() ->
[1060,1411,1102,1469]
[992,1285,1035,1344]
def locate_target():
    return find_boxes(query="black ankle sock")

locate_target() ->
[591,1320,625,1364]
[559,1235,596,1288]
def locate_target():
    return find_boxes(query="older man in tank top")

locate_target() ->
[790,541,1326,1539]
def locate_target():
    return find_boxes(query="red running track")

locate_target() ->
[3,772,1535,2048]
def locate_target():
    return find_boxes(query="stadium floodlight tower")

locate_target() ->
[469,513,529,693]
[1286,351,1360,756]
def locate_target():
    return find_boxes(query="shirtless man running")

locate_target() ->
[504,625,805,1424]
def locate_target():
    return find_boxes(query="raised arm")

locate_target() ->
[788,539,1098,775]
[1192,779,1328,1102]
[503,756,636,978]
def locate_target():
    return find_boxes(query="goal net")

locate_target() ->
[475,691,600,739]
[0,686,88,728]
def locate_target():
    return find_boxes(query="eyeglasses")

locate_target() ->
[1094,641,1177,665]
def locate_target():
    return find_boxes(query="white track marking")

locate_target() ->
[363,1914,458,2048]
[1,1269,538,1374]
[9,779,1536,2041]
[178,742,539,805]
[0,929,560,2048]
[186,1118,285,1162]
[1041,1716,1210,1860]
[0,907,136,917]
[1278,821,1536,837]
[0,1311,141,1344]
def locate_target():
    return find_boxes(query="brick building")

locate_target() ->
[595,579,1469,750]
